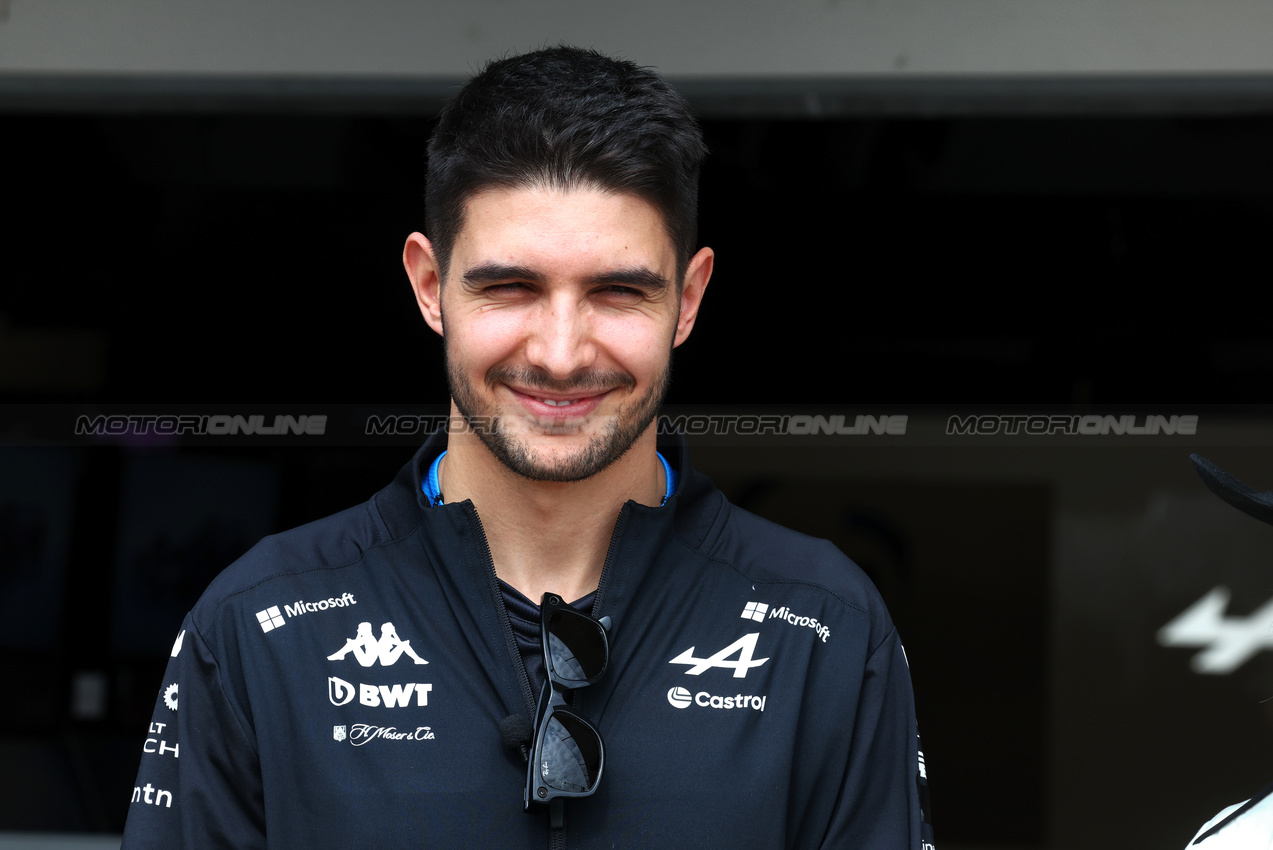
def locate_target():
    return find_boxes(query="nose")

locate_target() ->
[523,291,596,380]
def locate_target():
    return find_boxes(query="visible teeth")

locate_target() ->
[541,398,578,407]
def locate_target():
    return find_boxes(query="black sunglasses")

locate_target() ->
[524,593,611,813]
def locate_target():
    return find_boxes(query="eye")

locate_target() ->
[486,282,531,294]
[598,285,643,299]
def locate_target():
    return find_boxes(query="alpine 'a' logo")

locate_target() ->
[668,633,769,678]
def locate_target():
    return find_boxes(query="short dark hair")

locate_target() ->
[425,45,706,282]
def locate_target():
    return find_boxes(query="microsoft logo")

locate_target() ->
[257,606,286,632]
[740,601,768,623]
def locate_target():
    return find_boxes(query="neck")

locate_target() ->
[439,405,664,603]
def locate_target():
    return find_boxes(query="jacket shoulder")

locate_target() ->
[685,482,890,626]
[190,466,423,629]
[709,502,865,585]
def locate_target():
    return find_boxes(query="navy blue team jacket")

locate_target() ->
[122,432,934,848]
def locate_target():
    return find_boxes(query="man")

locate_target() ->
[122,46,933,848]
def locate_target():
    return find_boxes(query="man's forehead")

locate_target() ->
[460,184,663,226]
[452,185,679,271]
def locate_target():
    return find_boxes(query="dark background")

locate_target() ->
[3,97,1273,846]
[7,110,1273,406]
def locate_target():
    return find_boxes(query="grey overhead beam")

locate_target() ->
[6,73,1273,117]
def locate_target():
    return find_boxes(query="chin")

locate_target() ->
[482,419,647,484]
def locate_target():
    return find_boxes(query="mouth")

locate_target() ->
[508,387,612,421]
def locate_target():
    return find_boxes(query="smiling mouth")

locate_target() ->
[506,388,614,423]
[522,391,607,409]
[490,366,634,421]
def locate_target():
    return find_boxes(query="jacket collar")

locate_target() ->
[374,427,723,592]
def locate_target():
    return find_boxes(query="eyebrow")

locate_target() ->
[461,263,670,292]
[589,267,670,292]
[461,263,541,286]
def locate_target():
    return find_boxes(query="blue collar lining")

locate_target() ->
[423,449,676,506]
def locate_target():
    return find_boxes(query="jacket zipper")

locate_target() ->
[552,503,632,850]
[468,500,635,850]
[589,502,632,620]
[464,504,537,717]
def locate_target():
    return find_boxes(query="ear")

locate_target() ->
[673,246,714,348]
[403,232,445,337]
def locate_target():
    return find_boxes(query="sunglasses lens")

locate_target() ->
[546,609,607,685]
[528,594,608,808]
[539,712,603,793]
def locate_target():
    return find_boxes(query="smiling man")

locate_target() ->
[122,47,933,849]
[402,182,710,605]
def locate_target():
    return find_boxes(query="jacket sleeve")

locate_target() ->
[121,615,267,849]
[822,627,935,850]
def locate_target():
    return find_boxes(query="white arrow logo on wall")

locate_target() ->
[1158,587,1273,674]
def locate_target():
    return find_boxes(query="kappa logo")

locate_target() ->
[1158,586,1273,674]
[668,633,769,678]
[328,622,429,667]
[257,593,357,633]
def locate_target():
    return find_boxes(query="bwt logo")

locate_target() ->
[1158,587,1273,674]
[329,676,433,708]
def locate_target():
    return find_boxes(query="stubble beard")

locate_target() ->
[446,349,671,483]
